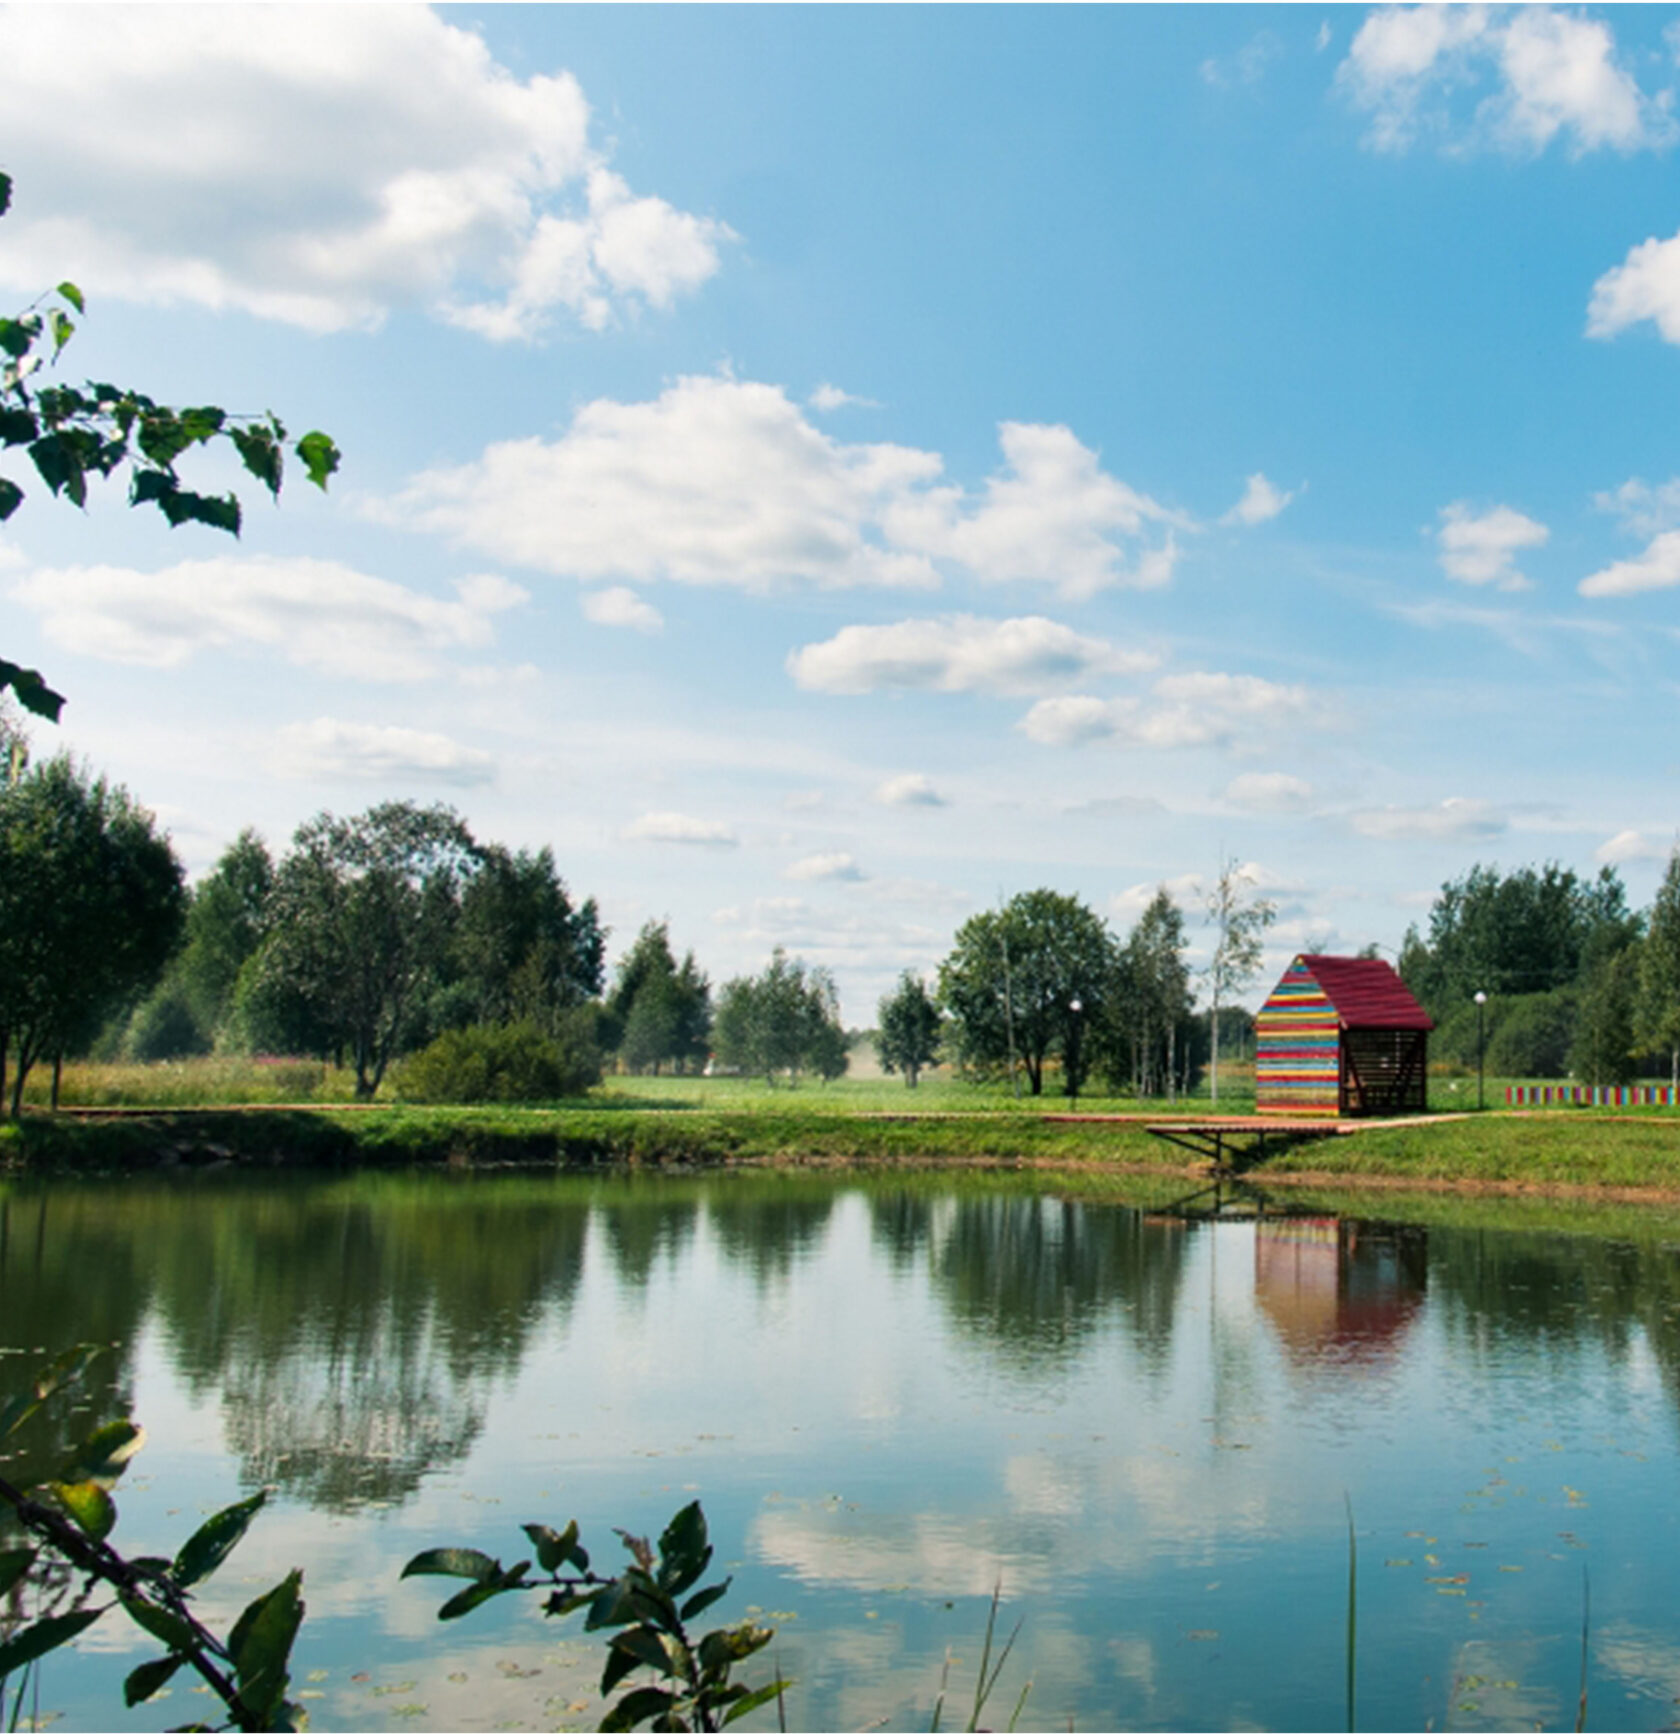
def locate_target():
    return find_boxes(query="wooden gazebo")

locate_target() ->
[1255,955,1432,1118]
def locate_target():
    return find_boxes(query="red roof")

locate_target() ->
[1293,955,1433,1031]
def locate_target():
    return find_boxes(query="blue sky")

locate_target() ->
[5,3,1680,1021]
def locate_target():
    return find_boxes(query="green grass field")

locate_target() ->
[7,1054,1680,1191]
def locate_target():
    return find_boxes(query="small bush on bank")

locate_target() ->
[397,1016,600,1104]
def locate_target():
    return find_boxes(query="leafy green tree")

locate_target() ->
[0,755,185,1112]
[1204,858,1276,1104]
[1571,947,1641,1087]
[1402,862,1632,1018]
[1639,849,1680,1089]
[712,949,845,1084]
[256,802,477,1098]
[876,971,941,1087]
[606,921,711,1074]
[1098,888,1193,1099]
[450,844,604,1032]
[0,172,340,722]
[118,828,279,1059]
[938,890,1114,1097]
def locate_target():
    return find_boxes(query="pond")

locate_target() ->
[6,1167,1680,1732]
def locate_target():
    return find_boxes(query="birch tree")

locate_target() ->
[1205,858,1275,1104]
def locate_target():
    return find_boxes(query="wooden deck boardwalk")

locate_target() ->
[1135,1112,1457,1169]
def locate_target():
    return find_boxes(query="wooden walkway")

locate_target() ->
[1138,1112,1457,1169]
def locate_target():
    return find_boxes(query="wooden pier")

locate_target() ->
[1144,1115,1353,1170]
[1141,1112,1450,1171]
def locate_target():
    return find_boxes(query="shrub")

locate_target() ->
[123,980,212,1062]
[396,1016,599,1103]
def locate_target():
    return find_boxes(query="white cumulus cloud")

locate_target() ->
[788,614,1155,697]
[1349,797,1507,841]
[1221,473,1296,526]
[1589,232,1680,345]
[1437,502,1547,589]
[1596,828,1666,865]
[581,586,663,632]
[786,852,865,883]
[270,718,494,786]
[882,422,1187,599]
[624,811,739,847]
[9,556,526,680]
[1021,672,1315,750]
[1593,476,1680,536]
[378,377,1182,598]
[875,773,947,808]
[1338,5,1671,156]
[0,6,729,340]
[1580,530,1680,597]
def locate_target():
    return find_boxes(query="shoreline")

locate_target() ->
[2,1102,1679,1202]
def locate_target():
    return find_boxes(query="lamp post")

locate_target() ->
[1474,990,1488,1111]
[1067,997,1083,1106]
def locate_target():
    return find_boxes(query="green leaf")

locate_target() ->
[49,310,73,357]
[658,1502,711,1596]
[124,1653,184,1707]
[228,1570,304,1726]
[231,425,283,499]
[524,1519,580,1575]
[0,1608,103,1677]
[401,1547,499,1583]
[585,1578,643,1632]
[296,430,340,490]
[0,317,38,361]
[721,1678,792,1727]
[118,1593,199,1654]
[64,1418,145,1483]
[55,281,84,315]
[0,172,11,218]
[600,1638,644,1697]
[0,407,37,447]
[178,406,225,444]
[29,432,85,506]
[436,1579,510,1622]
[611,1626,687,1680]
[697,1625,773,1674]
[166,488,241,533]
[0,476,20,523]
[172,1490,265,1589]
[0,1548,37,1597]
[0,1392,40,1440]
[49,1479,116,1541]
[598,1685,679,1732]
[136,410,191,468]
[680,1579,731,1624]
[0,660,66,722]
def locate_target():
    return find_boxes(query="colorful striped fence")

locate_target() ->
[1506,1084,1679,1108]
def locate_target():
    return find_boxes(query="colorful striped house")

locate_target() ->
[1255,955,1432,1118]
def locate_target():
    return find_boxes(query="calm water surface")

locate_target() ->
[6,1168,1680,1732]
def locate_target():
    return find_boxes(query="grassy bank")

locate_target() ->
[1272,1110,1680,1191]
[4,1055,1679,1190]
[0,1101,1181,1175]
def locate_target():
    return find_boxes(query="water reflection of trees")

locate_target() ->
[0,1186,146,1487]
[872,1193,1189,1372]
[597,1182,701,1289]
[705,1184,836,1287]
[0,1177,594,1511]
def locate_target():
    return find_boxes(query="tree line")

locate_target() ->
[1399,858,1680,1088]
[875,882,1251,1099]
[0,735,858,1109]
[14,722,1680,1107]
